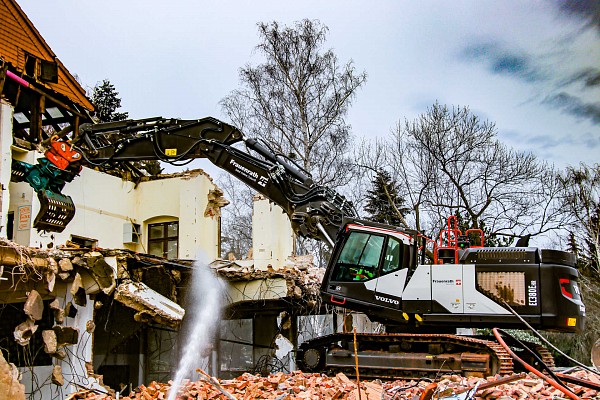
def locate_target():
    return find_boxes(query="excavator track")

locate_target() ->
[298,333,515,380]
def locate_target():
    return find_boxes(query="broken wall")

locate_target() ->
[0,243,188,398]
[0,251,115,399]
[251,195,295,270]
[7,167,222,260]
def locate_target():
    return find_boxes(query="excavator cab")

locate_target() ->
[322,221,418,321]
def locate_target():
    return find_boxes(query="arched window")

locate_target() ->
[148,221,178,259]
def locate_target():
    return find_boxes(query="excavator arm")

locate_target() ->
[11,117,355,244]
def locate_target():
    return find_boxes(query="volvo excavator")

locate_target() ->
[11,116,586,378]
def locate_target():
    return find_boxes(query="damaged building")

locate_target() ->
[0,1,378,398]
[0,228,330,398]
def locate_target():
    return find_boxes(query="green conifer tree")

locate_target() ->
[364,170,409,226]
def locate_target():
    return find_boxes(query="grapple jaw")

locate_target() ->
[34,190,76,233]
[11,159,79,233]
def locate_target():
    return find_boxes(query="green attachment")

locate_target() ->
[11,159,79,232]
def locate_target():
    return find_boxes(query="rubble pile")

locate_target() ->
[66,370,600,400]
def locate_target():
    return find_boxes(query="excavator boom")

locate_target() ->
[12,117,355,243]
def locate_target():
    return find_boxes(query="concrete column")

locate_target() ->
[252,195,294,270]
[0,100,13,237]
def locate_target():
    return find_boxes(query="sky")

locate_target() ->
[17,0,600,173]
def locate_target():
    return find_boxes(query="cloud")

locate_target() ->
[555,0,600,32]
[561,68,600,89]
[461,42,546,83]
[462,37,600,125]
[524,133,576,149]
[502,130,600,155]
[542,92,600,124]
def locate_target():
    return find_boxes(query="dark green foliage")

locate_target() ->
[364,170,409,226]
[90,79,162,176]
[91,79,129,123]
[448,211,510,248]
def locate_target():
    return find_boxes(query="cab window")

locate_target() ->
[332,232,384,282]
[382,236,404,274]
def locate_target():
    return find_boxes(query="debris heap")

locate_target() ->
[67,369,600,400]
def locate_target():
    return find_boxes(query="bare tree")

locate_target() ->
[220,19,366,188]
[218,173,254,260]
[560,164,600,272]
[382,103,566,243]
[220,19,366,263]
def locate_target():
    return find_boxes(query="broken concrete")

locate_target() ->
[114,280,185,329]
[58,258,74,272]
[51,365,64,386]
[211,255,323,304]
[70,272,83,296]
[53,326,79,346]
[0,351,24,400]
[65,301,78,318]
[42,329,57,354]
[82,255,117,295]
[23,289,43,321]
[204,187,229,218]
[13,318,37,346]
[49,299,65,324]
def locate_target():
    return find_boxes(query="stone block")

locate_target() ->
[58,258,73,272]
[13,318,37,346]
[24,289,43,321]
[42,330,57,354]
[53,326,79,346]
[51,365,64,386]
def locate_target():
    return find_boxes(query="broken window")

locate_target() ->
[148,222,178,259]
[220,319,253,376]
[24,53,39,78]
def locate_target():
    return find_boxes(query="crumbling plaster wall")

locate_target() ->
[18,279,107,400]
[0,244,186,398]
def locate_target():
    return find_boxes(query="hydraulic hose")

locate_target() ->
[502,301,599,377]
[492,328,580,400]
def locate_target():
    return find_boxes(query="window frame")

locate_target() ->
[331,231,386,282]
[147,221,179,259]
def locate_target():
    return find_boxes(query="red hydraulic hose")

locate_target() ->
[492,328,580,400]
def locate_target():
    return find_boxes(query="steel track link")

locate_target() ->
[299,332,515,379]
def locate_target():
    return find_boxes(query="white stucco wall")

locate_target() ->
[5,166,221,260]
[252,195,295,270]
[135,172,220,259]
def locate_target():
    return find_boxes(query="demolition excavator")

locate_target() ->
[11,116,586,378]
